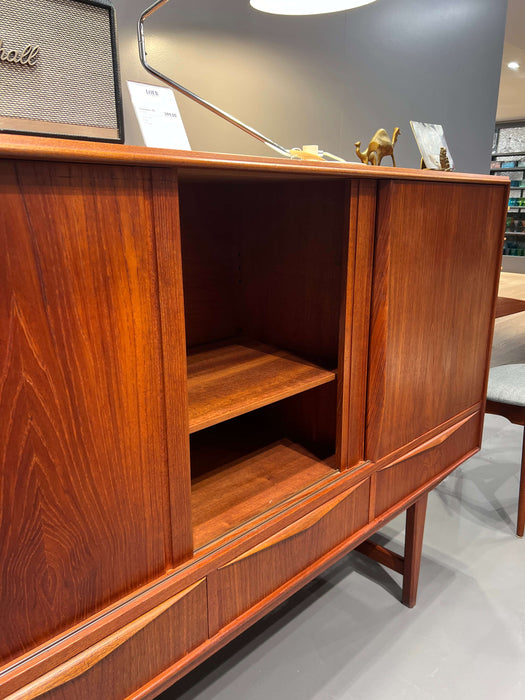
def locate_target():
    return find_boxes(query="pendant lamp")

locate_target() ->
[250,1,376,15]
[138,0,375,160]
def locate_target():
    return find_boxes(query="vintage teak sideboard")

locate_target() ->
[0,135,508,699]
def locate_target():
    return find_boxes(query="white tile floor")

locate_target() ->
[161,413,525,700]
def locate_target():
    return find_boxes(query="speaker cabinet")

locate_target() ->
[0,0,124,142]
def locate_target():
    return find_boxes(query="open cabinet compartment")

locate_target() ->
[178,174,351,548]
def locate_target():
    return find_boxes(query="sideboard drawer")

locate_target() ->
[374,412,480,517]
[212,480,370,631]
[7,580,208,700]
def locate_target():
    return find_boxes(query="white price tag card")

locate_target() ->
[128,81,191,150]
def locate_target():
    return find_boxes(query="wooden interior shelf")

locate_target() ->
[187,340,336,433]
[191,438,336,549]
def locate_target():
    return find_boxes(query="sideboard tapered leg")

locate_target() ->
[402,493,429,608]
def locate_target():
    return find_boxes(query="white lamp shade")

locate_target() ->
[250,0,376,15]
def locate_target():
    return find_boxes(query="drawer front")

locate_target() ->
[374,412,480,517]
[6,580,208,700]
[213,480,370,631]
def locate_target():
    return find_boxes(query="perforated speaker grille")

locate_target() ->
[0,0,122,139]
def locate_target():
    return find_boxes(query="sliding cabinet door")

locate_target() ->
[0,161,191,665]
[366,179,507,462]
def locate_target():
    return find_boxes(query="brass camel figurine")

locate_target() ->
[355,127,401,166]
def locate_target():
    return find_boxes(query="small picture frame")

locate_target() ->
[410,121,454,170]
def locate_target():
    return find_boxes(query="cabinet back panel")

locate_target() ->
[0,161,175,663]
[179,179,348,366]
[269,382,337,460]
[241,180,348,367]
[179,182,242,348]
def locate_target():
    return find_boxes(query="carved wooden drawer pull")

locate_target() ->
[5,580,204,700]
[225,489,357,565]
[380,415,474,472]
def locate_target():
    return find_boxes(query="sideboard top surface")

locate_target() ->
[0,134,507,186]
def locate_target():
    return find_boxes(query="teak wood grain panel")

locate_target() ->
[150,168,193,566]
[366,181,507,460]
[210,479,370,632]
[4,580,208,700]
[339,179,376,468]
[178,181,242,348]
[374,412,480,516]
[0,160,190,665]
[240,179,348,367]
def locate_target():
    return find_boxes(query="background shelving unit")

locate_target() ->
[491,124,525,272]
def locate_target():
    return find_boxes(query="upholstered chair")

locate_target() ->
[486,364,525,537]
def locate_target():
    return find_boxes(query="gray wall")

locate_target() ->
[112,0,507,173]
